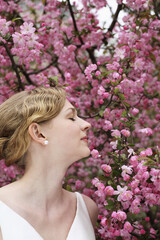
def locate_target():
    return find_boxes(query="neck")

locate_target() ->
[16,154,68,212]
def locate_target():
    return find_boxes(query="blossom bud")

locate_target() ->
[95,70,101,76]
[145,217,150,222]
[140,229,146,235]
[131,108,139,116]
[103,92,109,99]
[99,99,104,104]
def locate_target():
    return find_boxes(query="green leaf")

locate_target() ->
[99,110,104,117]
[12,17,22,22]
[107,199,115,206]
[121,111,127,117]
[123,102,130,107]
[137,156,153,161]
[143,160,156,166]
[114,88,119,94]
[66,185,72,192]
[132,49,139,53]
[118,93,125,100]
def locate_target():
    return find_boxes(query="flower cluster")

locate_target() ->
[0,0,160,239]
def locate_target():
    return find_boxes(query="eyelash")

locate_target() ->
[69,117,76,121]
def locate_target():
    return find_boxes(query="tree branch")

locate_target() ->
[18,66,37,86]
[55,63,65,81]
[27,60,57,75]
[67,0,97,64]
[153,0,160,20]
[2,43,24,91]
[108,4,123,32]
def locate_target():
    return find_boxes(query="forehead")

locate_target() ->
[62,99,75,111]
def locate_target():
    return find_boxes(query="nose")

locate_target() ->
[79,117,91,131]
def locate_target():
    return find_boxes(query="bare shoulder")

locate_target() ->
[0,184,10,200]
[81,193,98,227]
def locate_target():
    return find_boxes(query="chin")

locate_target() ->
[83,148,91,158]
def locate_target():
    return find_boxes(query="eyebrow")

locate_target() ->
[66,107,77,114]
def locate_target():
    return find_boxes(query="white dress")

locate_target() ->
[0,192,96,240]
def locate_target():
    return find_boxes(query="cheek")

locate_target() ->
[52,124,80,143]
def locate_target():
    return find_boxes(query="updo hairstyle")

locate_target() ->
[0,86,66,167]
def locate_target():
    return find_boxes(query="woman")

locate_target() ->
[0,87,98,240]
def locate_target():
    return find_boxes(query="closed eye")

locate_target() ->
[69,117,76,121]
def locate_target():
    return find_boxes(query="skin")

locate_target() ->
[0,99,98,240]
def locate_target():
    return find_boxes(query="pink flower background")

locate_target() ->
[0,0,160,239]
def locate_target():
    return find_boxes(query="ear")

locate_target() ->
[28,123,46,145]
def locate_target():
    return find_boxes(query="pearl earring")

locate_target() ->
[44,140,49,145]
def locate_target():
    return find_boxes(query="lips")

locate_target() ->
[81,136,88,142]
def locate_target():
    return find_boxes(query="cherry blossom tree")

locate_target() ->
[0,0,160,239]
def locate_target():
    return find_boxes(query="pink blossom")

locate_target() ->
[121,191,133,201]
[105,186,114,196]
[75,179,85,189]
[103,108,111,118]
[121,129,130,137]
[95,70,101,76]
[101,164,112,174]
[134,58,145,70]
[110,140,118,149]
[91,149,100,158]
[121,165,133,175]
[130,198,141,214]
[123,221,133,233]
[111,129,121,138]
[65,72,71,81]
[99,99,104,104]
[112,210,127,221]
[131,108,139,116]
[0,18,11,36]
[142,171,150,180]
[12,32,25,47]
[98,86,105,95]
[123,174,130,181]
[114,48,126,59]
[84,64,97,76]
[150,228,156,238]
[101,217,107,226]
[145,217,150,222]
[140,229,146,234]
[140,150,146,157]
[130,155,139,167]
[139,128,153,136]
[20,22,35,34]
[114,185,128,201]
[128,148,135,157]
[145,148,153,156]
[131,180,139,189]
[92,178,105,191]
[112,72,120,79]
[103,120,113,131]
[103,92,109,99]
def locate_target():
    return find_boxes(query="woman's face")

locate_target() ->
[42,99,91,165]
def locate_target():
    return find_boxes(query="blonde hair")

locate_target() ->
[0,86,66,167]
